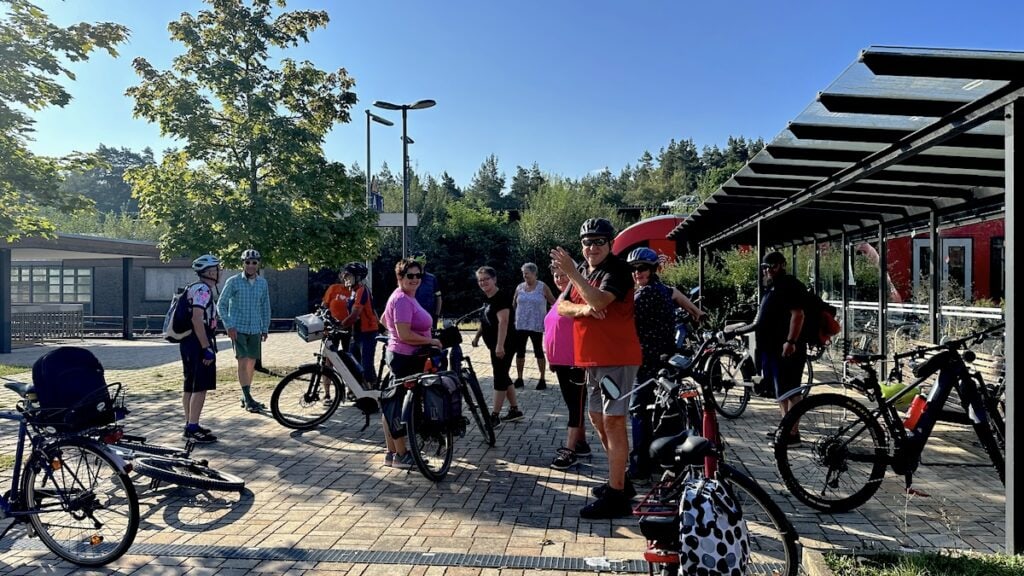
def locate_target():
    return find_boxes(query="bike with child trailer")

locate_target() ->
[774,322,1005,513]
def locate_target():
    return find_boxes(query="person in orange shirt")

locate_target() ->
[338,262,380,386]
[322,269,353,352]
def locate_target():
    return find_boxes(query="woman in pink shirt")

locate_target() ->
[544,262,590,470]
[380,257,442,467]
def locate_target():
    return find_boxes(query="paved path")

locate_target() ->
[0,336,1007,574]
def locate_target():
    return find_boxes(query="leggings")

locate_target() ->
[489,347,515,391]
[553,365,586,428]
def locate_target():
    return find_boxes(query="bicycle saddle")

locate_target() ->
[846,353,885,364]
[4,381,33,398]
[649,430,711,466]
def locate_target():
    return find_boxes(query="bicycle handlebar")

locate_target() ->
[892,322,1005,362]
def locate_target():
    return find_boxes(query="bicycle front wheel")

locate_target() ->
[775,393,888,513]
[134,457,245,492]
[271,364,342,430]
[461,367,496,446]
[407,390,454,482]
[22,440,139,566]
[719,463,800,576]
[707,348,751,419]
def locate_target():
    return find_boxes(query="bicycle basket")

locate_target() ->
[295,313,325,342]
[24,382,127,435]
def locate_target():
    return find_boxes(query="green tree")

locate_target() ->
[0,0,128,240]
[464,154,506,210]
[124,0,372,268]
[60,145,155,214]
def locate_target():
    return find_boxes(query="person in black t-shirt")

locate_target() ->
[755,251,807,445]
[472,266,523,426]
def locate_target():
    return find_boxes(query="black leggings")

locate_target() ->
[489,347,515,391]
[553,365,586,428]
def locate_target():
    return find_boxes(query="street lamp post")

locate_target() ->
[373,98,436,258]
[365,110,393,291]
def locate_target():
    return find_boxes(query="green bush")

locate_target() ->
[826,550,1024,576]
[660,247,759,325]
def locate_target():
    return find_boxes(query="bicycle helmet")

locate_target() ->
[343,262,368,283]
[627,247,659,266]
[192,254,221,273]
[579,218,615,239]
[241,248,261,261]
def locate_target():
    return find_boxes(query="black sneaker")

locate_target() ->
[502,407,525,423]
[591,480,636,499]
[535,377,547,390]
[183,428,218,443]
[489,413,503,429]
[575,440,592,457]
[513,377,525,389]
[550,448,578,470]
[580,490,633,519]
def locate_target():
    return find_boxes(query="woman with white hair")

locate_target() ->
[512,262,556,390]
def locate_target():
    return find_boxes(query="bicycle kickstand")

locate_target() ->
[904,473,931,498]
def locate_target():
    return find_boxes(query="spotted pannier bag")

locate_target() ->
[678,477,749,575]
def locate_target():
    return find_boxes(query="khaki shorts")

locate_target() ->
[586,365,639,416]
[232,332,262,359]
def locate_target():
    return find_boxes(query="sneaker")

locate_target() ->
[536,377,547,391]
[502,407,525,423]
[385,451,396,467]
[592,480,636,500]
[514,377,525,389]
[575,440,592,457]
[183,428,218,443]
[489,413,503,429]
[580,491,633,519]
[393,451,415,468]
[550,448,578,470]
[242,399,265,413]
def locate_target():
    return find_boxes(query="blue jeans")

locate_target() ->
[352,330,377,384]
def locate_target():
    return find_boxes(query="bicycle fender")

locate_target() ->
[401,387,416,426]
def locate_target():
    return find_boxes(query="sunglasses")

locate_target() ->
[632,266,654,273]
[244,260,259,265]
[404,273,424,280]
[581,237,610,247]
[761,263,778,271]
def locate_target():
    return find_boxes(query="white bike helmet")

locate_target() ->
[241,248,261,261]
[192,254,221,273]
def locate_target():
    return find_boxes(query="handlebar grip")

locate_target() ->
[912,349,951,380]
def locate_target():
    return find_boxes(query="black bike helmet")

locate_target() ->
[579,217,615,239]
[343,262,368,283]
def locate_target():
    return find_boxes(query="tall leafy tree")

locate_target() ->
[0,0,128,240]
[60,145,155,214]
[124,0,371,268]
[464,154,506,210]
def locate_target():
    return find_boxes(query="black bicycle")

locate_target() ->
[775,322,1005,513]
[104,432,245,492]
[442,307,496,447]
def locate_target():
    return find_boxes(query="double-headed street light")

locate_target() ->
[365,110,394,208]
[373,98,436,258]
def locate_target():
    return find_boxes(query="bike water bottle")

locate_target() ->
[903,394,928,430]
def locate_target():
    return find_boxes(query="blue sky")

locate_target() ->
[27,0,1024,189]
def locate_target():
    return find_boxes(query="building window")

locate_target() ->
[10,265,93,312]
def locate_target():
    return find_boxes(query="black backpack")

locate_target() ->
[31,347,117,433]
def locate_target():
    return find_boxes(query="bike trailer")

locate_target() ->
[30,346,125,433]
[295,313,325,342]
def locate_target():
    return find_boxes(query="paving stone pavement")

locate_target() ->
[0,335,1007,574]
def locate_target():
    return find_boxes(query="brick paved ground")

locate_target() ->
[0,335,1007,574]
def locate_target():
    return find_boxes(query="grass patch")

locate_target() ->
[0,454,14,471]
[0,364,29,377]
[826,551,1024,576]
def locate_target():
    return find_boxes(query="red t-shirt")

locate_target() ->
[568,255,642,367]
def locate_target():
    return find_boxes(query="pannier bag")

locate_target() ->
[380,381,407,438]
[419,371,464,434]
[31,347,119,433]
[678,478,749,576]
[295,313,325,342]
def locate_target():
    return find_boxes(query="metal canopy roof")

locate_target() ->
[670,46,1024,247]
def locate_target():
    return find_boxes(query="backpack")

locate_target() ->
[163,283,198,343]
[31,347,119,433]
[800,291,841,347]
[678,477,750,575]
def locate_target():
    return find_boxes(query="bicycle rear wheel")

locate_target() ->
[719,463,800,576]
[461,367,496,446]
[775,393,888,513]
[133,457,245,492]
[22,440,139,566]
[271,364,342,430]
[407,390,454,482]
[707,348,751,419]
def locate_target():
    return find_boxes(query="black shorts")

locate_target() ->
[515,331,544,359]
[759,348,806,401]
[181,338,217,393]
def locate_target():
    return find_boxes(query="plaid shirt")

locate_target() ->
[216,273,271,335]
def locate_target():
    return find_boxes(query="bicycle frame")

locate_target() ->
[314,327,378,405]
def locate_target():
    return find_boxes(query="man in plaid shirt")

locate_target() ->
[217,249,272,412]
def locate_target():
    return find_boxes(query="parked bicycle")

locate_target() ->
[605,354,801,576]
[271,307,380,430]
[0,378,139,566]
[774,322,1005,513]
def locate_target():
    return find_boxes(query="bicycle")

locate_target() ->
[605,355,801,576]
[0,381,139,566]
[271,307,380,431]
[441,307,496,447]
[101,432,245,492]
[665,323,754,419]
[774,322,1005,513]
